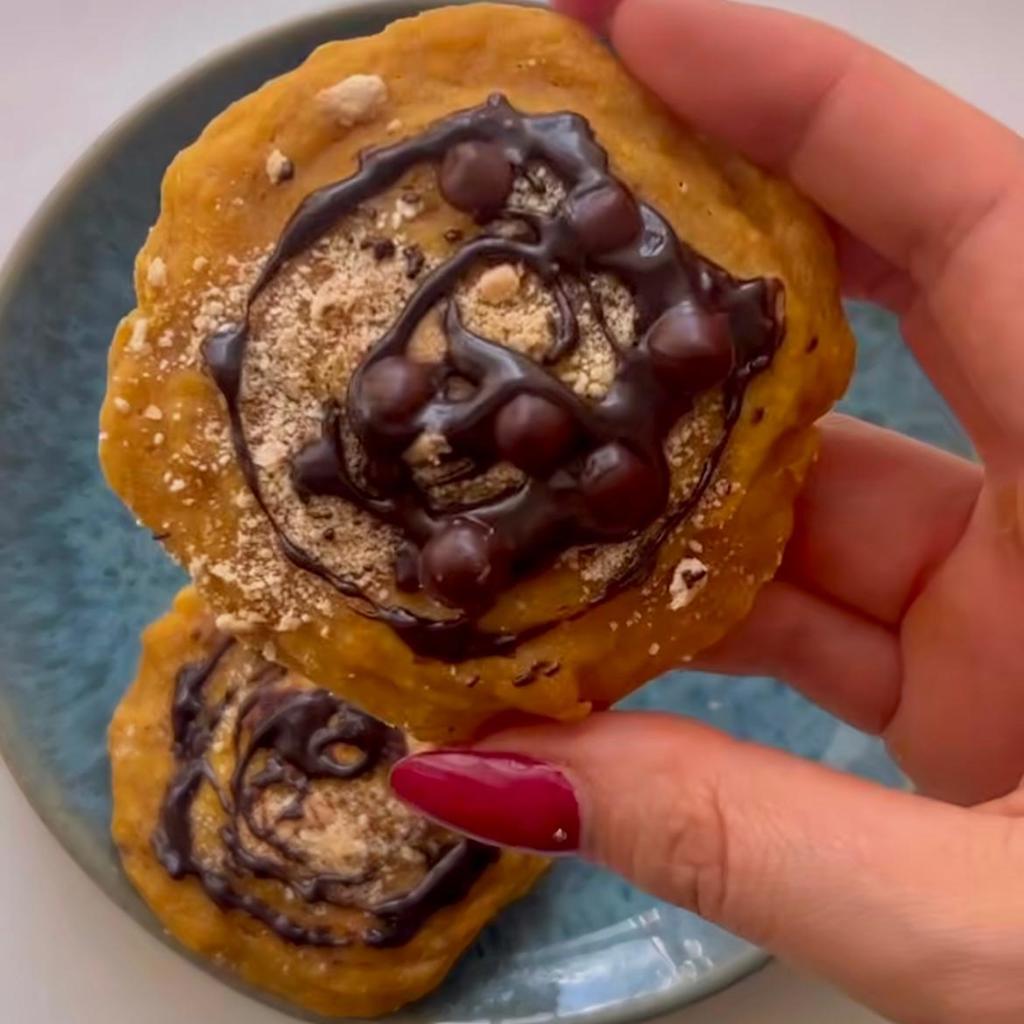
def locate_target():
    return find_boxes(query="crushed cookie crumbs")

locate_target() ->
[127,318,149,353]
[265,148,294,185]
[669,557,709,610]
[405,431,451,467]
[214,612,262,634]
[475,263,520,304]
[146,258,167,288]
[316,74,388,126]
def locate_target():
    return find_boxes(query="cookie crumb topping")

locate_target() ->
[317,73,388,126]
[265,148,295,184]
[669,557,709,610]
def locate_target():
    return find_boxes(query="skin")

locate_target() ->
[474,2,1024,1021]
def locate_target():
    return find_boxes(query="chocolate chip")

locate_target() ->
[443,227,464,243]
[403,244,425,279]
[419,519,508,609]
[291,437,350,501]
[751,407,765,424]
[645,304,735,393]
[493,394,576,476]
[567,182,642,255]
[321,527,336,542]
[580,442,665,533]
[806,335,820,353]
[438,141,514,219]
[357,356,435,432]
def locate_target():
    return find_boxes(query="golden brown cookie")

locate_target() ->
[109,587,546,1017]
[100,4,854,740]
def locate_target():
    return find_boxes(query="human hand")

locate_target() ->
[392,2,1024,1021]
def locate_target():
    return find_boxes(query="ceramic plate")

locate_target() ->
[0,3,967,1022]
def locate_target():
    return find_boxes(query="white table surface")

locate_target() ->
[1,1,1021,1021]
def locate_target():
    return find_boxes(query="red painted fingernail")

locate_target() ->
[391,751,580,854]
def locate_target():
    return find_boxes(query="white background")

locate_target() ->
[1,1,1021,1021]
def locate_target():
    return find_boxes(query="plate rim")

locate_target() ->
[0,1,770,1020]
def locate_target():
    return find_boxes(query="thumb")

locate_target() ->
[392,712,1024,1024]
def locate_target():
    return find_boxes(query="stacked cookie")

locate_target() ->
[100,4,853,1014]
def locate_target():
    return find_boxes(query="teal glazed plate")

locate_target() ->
[0,3,968,1022]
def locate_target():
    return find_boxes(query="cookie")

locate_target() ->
[100,4,854,739]
[109,587,546,1016]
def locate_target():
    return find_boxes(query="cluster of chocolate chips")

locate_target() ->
[346,138,736,611]
[210,96,777,640]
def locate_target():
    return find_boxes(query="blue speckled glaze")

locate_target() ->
[0,4,967,1022]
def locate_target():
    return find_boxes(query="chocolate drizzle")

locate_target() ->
[204,95,782,660]
[153,637,496,948]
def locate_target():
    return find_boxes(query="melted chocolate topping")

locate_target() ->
[204,95,782,660]
[152,637,496,948]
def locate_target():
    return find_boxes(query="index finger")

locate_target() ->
[604,0,1021,282]
[566,0,1024,458]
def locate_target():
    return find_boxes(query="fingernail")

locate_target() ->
[391,750,581,854]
